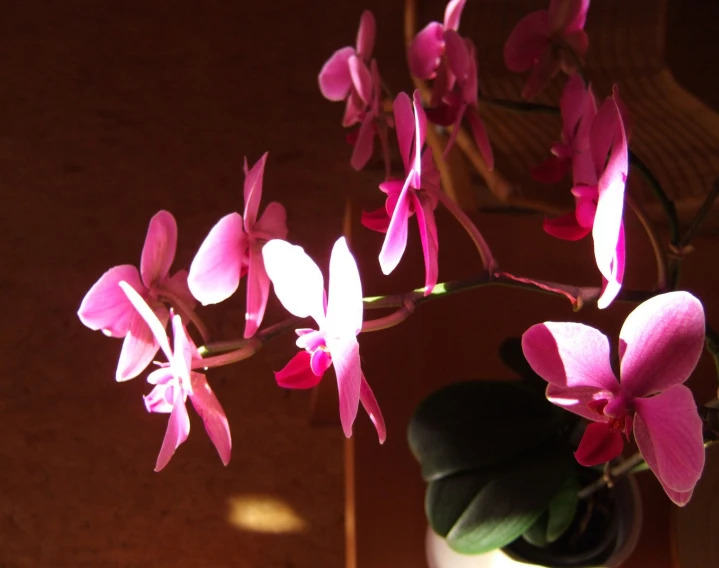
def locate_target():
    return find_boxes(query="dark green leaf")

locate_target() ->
[408,381,560,481]
[445,446,575,555]
[521,471,579,547]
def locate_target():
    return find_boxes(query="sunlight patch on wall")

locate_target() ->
[227,494,307,534]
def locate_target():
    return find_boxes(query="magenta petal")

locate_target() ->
[161,269,197,309]
[546,384,612,421]
[444,30,469,81]
[543,212,591,241]
[348,55,373,106]
[116,306,167,382]
[360,206,391,233]
[310,349,333,377]
[619,292,705,396]
[356,10,376,62]
[243,152,268,230]
[560,73,588,140]
[531,155,570,184]
[408,22,444,80]
[189,372,232,466]
[78,265,144,337]
[444,0,466,30]
[412,90,428,173]
[504,11,550,72]
[360,375,386,444]
[244,245,271,339]
[467,108,494,171]
[522,322,620,393]
[549,0,589,33]
[141,210,178,288]
[393,92,415,173]
[378,176,412,275]
[350,112,375,171]
[318,46,355,101]
[413,193,439,295]
[597,222,625,310]
[154,390,191,472]
[275,351,323,389]
[327,336,362,439]
[188,213,246,305]
[574,422,625,466]
[521,47,560,100]
[634,385,704,496]
[253,201,289,242]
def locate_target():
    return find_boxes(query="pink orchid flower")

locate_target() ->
[543,90,628,309]
[188,152,288,338]
[504,0,590,99]
[78,210,195,382]
[262,237,386,443]
[318,10,383,170]
[408,0,493,168]
[522,291,706,506]
[361,90,441,294]
[119,281,232,472]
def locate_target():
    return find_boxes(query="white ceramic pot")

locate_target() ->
[426,476,642,568]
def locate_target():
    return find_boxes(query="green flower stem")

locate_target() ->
[577,452,646,500]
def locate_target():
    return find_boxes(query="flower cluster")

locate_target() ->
[77,0,714,522]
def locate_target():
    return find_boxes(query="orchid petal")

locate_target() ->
[360,206,391,233]
[393,92,415,173]
[188,213,246,305]
[360,375,386,443]
[522,322,620,393]
[161,269,197,309]
[467,108,494,171]
[560,74,588,141]
[243,245,272,339]
[378,176,413,275]
[350,112,376,171]
[634,385,704,496]
[275,351,323,389]
[143,380,176,414]
[546,384,613,421]
[408,22,444,80]
[262,239,325,325]
[253,201,289,241]
[141,210,178,288]
[574,421,625,466]
[325,237,363,337]
[78,265,144,337]
[444,0,466,30]
[327,336,362,439]
[171,314,192,387]
[549,0,589,33]
[444,30,469,82]
[504,11,550,72]
[348,55,373,106]
[521,46,561,100]
[356,10,376,61]
[619,292,705,396]
[414,193,439,295]
[118,281,171,361]
[243,153,268,230]
[189,372,232,466]
[310,349,333,377]
[318,46,355,101]
[597,222,625,310]
[154,390,190,472]
[412,90,427,176]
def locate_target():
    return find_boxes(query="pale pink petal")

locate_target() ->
[546,384,613,421]
[360,206,391,233]
[244,245,271,338]
[310,349,333,377]
[188,213,246,305]
[171,315,192,385]
[543,212,591,240]
[327,336,362,439]
[252,202,289,241]
[143,380,176,414]
[350,112,375,171]
[262,239,326,325]
[189,372,232,466]
[296,329,325,351]
[325,237,363,337]
[634,385,704,496]
[356,10,376,62]
[467,108,494,171]
[243,152,268,230]
[408,22,444,80]
[360,375,386,444]
[413,193,439,294]
[619,292,705,396]
[318,46,355,101]
[161,269,196,309]
[116,307,165,382]
[393,92,415,172]
[348,55,373,105]
[118,281,172,362]
[378,176,413,275]
[504,11,550,72]
[141,210,178,288]
[275,351,323,389]
[78,265,144,337]
[522,322,620,393]
[444,0,466,30]
[574,421,625,466]
[154,390,191,472]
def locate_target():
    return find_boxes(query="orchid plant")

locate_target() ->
[78,0,719,560]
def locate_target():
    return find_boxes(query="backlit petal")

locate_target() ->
[325,237,363,337]
[327,336,362,439]
[118,281,171,362]
[619,292,705,396]
[378,176,413,275]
